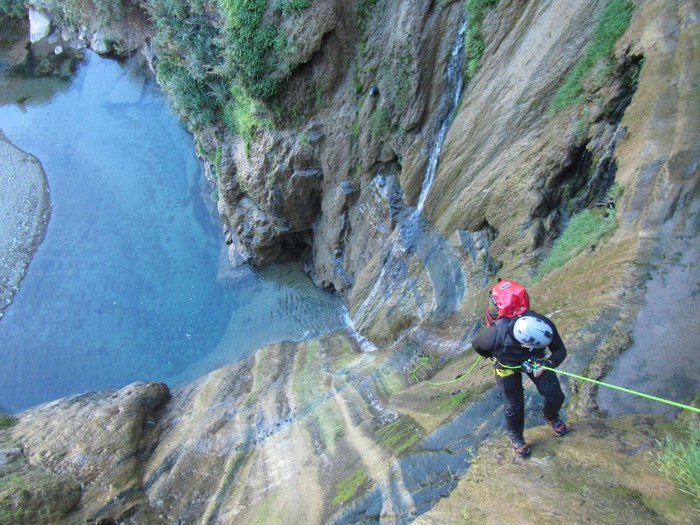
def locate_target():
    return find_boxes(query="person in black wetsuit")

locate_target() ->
[472,281,568,457]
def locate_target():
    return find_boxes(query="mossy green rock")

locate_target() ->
[0,418,80,525]
[0,464,80,525]
[10,381,170,523]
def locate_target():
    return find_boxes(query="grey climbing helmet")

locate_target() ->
[513,315,553,348]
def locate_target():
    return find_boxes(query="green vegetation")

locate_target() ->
[145,0,311,139]
[220,0,288,100]
[0,415,15,429]
[370,107,391,139]
[223,85,269,153]
[156,58,219,129]
[535,183,621,277]
[550,0,634,114]
[358,0,379,34]
[273,0,309,13]
[381,44,413,124]
[351,0,379,96]
[145,0,227,130]
[427,388,477,414]
[463,0,500,82]
[0,0,24,17]
[292,341,344,453]
[657,421,700,505]
[0,466,81,523]
[332,468,368,505]
[538,207,618,276]
[376,416,421,455]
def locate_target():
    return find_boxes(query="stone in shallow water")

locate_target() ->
[89,31,110,55]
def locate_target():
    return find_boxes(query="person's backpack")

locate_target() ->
[485,278,529,326]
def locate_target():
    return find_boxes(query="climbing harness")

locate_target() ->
[410,355,483,386]
[494,366,516,378]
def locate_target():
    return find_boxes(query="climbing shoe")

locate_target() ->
[511,437,531,458]
[546,417,568,436]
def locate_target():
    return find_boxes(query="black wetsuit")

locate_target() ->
[471,310,566,441]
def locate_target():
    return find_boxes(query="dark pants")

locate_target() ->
[495,369,565,440]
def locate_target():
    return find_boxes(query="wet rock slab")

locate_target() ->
[415,416,697,525]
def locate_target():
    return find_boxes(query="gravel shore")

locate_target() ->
[0,129,51,319]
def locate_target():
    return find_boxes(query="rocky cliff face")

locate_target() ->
[2,0,699,523]
[210,0,467,287]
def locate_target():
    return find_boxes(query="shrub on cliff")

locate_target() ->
[657,421,700,506]
[147,0,222,80]
[28,0,127,27]
[0,415,16,429]
[0,0,24,18]
[219,0,287,100]
[222,84,271,153]
[538,207,618,277]
[146,0,311,135]
[156,58,219,128]
[550,0,634,114]
[145,0,228,129]
[463,0,500,82]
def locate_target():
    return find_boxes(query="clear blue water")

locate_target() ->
[0,52,345,413]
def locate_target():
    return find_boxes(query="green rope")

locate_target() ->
[410,355,483,386]
[539,364,700,413]
[410,355,699,413]
[410,356,429,382]
[498,361,698,412]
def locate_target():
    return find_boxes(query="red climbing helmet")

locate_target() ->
[485,278,530,326]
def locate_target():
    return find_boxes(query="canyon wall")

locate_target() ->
[1,0,699,523]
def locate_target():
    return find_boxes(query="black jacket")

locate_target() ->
[471,310,567,368]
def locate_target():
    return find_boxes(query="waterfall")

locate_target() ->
[580,123,625,208]
[342,306,378,352]
[591,123,625,202]
[416,19,468,213]
[347,20,470,344]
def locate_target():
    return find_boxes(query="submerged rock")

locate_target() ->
[0,132,50,319]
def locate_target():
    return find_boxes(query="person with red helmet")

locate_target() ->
[472,278,568,458]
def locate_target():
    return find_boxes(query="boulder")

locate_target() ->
[28,9,51,43]
[89,31,110,54]
[11,381,170,522]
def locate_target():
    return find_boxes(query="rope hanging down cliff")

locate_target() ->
[410,355,483,386]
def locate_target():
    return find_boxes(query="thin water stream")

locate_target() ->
[352,19,467,331]
[0,51,345,413]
